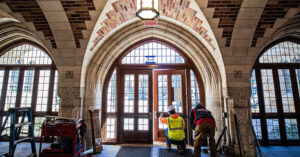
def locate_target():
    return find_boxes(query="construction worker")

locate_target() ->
[159,106,186,154]
[189,103,216,157]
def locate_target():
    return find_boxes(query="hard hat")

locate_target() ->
[168,106,176,112]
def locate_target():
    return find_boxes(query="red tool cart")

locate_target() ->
[39,117,86,157]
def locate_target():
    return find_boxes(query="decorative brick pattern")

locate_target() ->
[159,0,215,50]
[61,0,95,48]
[208,0,242,47]
[1,0,57,48]
[90,0,216,51]
[251,0,300,47]
[90,0,136,51]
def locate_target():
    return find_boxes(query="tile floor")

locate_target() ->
[0,142,299,157]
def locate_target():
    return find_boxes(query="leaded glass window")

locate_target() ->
[52,71,59,112]
[285,119,299,140]
[259,41,300,63]
[190,70,200,108]
[0,43,59,140]
[124,118,134,130]
[138,74,148,113]
[252,40,300,144]
[106,117,116,139]
[20,70,35,108]
[124,75,134,113]
[34,117,45,137]
[0,44,52,65]
[261,69,277,113]
[122,42,184,64]
[278,69,295,113]
[250,70,259,113]
[107,70,116,113]
[158,75,168,112]
[252,119,262,140]
[267,119,280,140]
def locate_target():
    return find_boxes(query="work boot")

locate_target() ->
[177,145,184,155]
[166,144,171,150]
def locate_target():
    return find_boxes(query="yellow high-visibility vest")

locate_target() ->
[167,116,185,141]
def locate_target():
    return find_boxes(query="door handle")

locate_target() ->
[154,111,158,119]
[149,112,152,120]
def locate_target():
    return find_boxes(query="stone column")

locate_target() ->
[226,87,255,157]
[206,98,224,140]
[58,86,82,118]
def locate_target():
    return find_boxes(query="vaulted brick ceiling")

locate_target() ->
[0,0,57,48]
[60,0,95,48]
[207,0,242,47]
[251,0,300,47]
[0,0,299,49]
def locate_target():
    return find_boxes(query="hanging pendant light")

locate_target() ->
[136,0,159,20]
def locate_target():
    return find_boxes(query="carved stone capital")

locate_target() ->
[58,87,80,98]
[60,98,73,107]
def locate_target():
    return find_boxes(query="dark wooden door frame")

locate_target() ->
[100,38,205,144]
[118,70,153,144]
[153,69,187,142]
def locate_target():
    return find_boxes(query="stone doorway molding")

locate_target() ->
[81,18,227,148]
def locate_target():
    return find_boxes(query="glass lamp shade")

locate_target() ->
[136,0,159,20]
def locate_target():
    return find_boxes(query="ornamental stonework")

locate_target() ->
[61,98,73,107]
[58,87,81,98]
[90,0,216,51]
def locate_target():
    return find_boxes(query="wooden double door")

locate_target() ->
[119,69,187,144]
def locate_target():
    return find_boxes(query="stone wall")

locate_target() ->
[0,1,298,156]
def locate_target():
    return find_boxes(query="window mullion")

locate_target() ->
[15,68,24,108]
[134,73,138,132]
[273,68,287,143]
[47,68,55,114]
[116,67,121,143]
[256,68,268,144]
[0,69,9,112]
[289,68,300,141]
[31,68,39,115]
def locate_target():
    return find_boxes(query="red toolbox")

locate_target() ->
[39,117,85,157]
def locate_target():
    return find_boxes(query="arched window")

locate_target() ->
[0,43,59,138]
[101,39,204,144]
[122,42,185,64]
[251,40,300,145]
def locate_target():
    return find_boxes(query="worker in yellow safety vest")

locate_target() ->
[159,106,186,154]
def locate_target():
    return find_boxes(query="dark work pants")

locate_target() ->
[165,128,186,149]
[193,123,216,157]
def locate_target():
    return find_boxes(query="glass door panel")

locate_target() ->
[138,75,148,113]
[172,74,182,113]
[158,75,168,112]
[154,70,186,142]
[124,74,134,113]
[120,70,152,144]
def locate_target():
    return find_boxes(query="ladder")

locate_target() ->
[0,107,37,157]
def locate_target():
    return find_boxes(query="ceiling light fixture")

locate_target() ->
[136,0,159,20]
